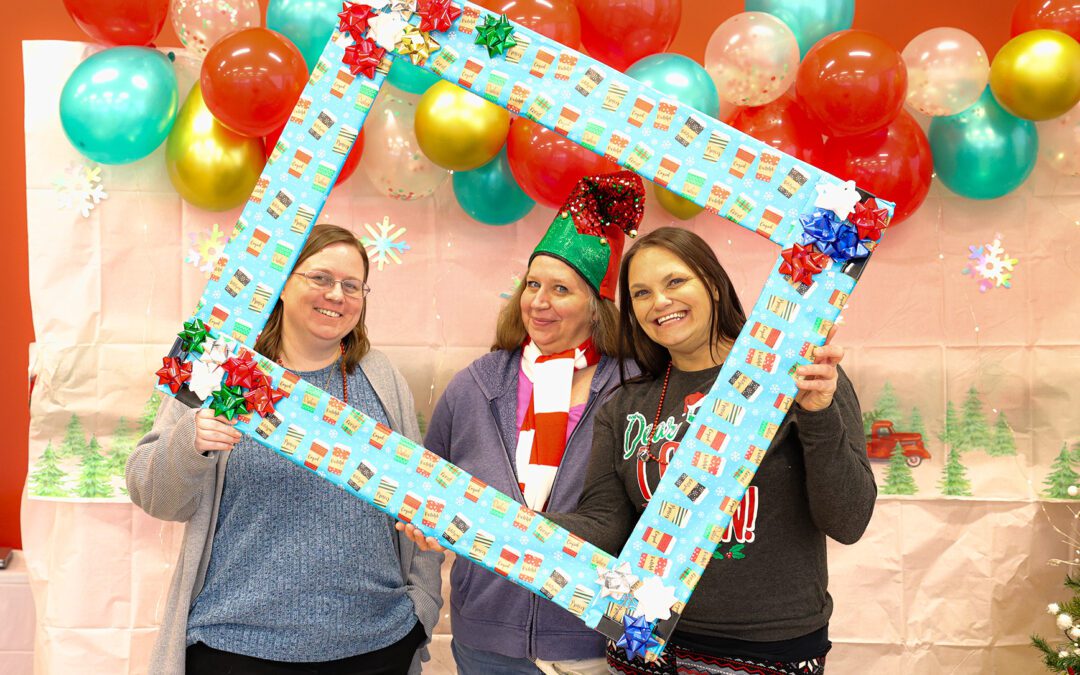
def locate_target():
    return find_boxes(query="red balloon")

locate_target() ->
[506,118,619,209]
[263,124,365,186]
[818,111,932,225]
[475,0,581,48]
[795,30,908,138]
[731,95,826,165]
[1011,0,1080,42]
[201,28,309,138]
[577,0,681,71]
[62,0,169,46]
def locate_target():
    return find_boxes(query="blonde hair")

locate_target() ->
[254,224,371,373]
[491,277,619,356]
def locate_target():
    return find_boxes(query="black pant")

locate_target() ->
[186,620,425,675]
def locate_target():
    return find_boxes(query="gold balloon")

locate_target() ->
[654,183,704,220]
[414,80,510,171]
[989,29,1080,121]
[166,84,265,211]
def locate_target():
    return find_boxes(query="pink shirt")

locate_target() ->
[516,363,586,443]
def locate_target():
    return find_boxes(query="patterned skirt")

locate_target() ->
[605,641,826,675]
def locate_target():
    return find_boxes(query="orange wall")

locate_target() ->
[0,0,1016,547]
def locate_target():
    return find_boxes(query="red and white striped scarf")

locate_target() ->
[515,337,600,510]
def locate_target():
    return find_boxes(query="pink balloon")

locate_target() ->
[705,12,800,107]
[902,28,989,117]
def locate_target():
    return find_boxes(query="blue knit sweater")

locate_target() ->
[186,361,418,661]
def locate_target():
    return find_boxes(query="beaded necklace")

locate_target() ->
[637,361,673,465]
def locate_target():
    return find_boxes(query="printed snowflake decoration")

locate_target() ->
[185,223,228,277]
[53,162,107,218]
[962,233,1018,292]
[361,216,411,271]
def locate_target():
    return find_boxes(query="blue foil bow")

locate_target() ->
[799,210,870,263]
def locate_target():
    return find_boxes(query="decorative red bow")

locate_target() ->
[244,385,285,417]
[156,357,192,394]
[343,37,387,78]
[779,243,828,286]
[416,0,462,32]
[851,198,890,242]
[223,352,265,390]
[338,2,377,40]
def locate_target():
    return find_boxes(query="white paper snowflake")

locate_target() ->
[53,162,107,218]
[962,233,1017,293]
[185,224,228,277]
[632,576,678,623]
[361,216,411,271]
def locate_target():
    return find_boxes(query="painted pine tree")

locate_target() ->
[959,386,992,452]
[139,391,162,436]
[882,443,919,495]
[939,448,973,497]
[873,382,902,424]
[938,401,961,450]
[58,413,89,459]
[908,406,926,437]
[28,442,70,497]
[987,411,1017,457]
[1069,440,1080,465]
[75,437,113,499]
[416,411,427,436]
[1044,443,1079,499]
[106,416,135,475]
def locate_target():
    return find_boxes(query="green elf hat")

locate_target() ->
[530,171,646,301]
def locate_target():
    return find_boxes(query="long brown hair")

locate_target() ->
[254,224,371,373]
[492,257,619,356]
[617,227,747,380]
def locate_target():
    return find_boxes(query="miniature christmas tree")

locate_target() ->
[75,437,113,499]
[881,443,919,496]
[28,442,70,497]
[988,411,1018,457]
[873,382,902,424]
[58,413,89,459]
[938,401,961,450]
[1033,574,1080,673]
[1045,443,1080,500]
[939,448,972,497]
[908,406,927,438]
[959,386,992,452]
[139,391,162,436]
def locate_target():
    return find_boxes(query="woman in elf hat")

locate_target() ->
[412,172,646,675]
[547,227,874,675]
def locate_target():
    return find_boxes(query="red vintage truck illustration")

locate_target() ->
[866,420,931,467]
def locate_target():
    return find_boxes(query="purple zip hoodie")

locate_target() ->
[424,348,629,661]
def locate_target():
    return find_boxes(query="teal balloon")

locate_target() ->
[625,53,720,119]
[388,59,441,95]
[928,87,1038,200]
[266,0,339,72]
[60,47,178,165]
[746,0,854,57]
[454,148,535,225]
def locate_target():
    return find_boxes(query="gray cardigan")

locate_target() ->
[126,349,443,675]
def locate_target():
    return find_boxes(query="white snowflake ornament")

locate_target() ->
[368,12,409,51]
[813,180,860,220]
[632,576,678,623]
[189,359,226,400]
[54,162,108,218]
[596,562,640,600]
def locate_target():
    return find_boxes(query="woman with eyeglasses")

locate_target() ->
[128,224,442,675]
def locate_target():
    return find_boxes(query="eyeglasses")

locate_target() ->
[292,271,370,298]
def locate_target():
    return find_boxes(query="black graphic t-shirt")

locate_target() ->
[548,364,876,655]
